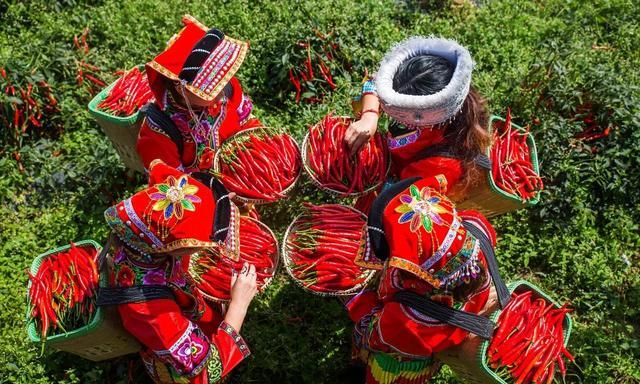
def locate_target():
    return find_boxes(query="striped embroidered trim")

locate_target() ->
[387,130,422,150]
[422,217,461,269]
[193,40,232,88]
[105,205,154,256]
[155,322,197,357]
[124,198,164,248]
[435,174,448,194]
[219,321,251,357]
[389,257,441,288]
[203,45,240,93]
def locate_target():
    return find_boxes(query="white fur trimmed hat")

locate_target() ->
[375,37,473,127]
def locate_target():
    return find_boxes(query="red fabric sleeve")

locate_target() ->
[118,299,248,381]
[212,322,251,378]
[137,118,182,171]
[346,289,379,323]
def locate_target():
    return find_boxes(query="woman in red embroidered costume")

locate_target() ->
[346,38,491,202]
[348,176,497,383]
[137,15,262,173]
[104,160,256,383]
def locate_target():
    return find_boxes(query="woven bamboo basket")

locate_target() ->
[435,280,572,384]
[456,116,541,218]
[189,217,280,303]
[213,127,301,205]
[301,116,390,198]
[26,240,140,361]
[87,66,146,173]
[281,204,376,297]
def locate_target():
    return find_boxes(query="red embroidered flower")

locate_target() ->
[116,265,136,287]
[198,148,215,170]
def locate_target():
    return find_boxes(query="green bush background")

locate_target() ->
[1,0,639,382]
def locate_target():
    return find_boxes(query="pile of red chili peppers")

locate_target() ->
[27,243,100,341]
[97,67,153,116]
[487,290,574,384]
[286,204,370,293]
[217,129,301,202]
[288,29,343,103]
[490,110,543,202]
[192,217,278,301]
[306,114,388,195]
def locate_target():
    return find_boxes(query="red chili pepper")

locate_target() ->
[306,114,386,195]
[305,45,314,79]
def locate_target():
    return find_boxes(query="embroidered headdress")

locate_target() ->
[104,160,239,257]
[375,37,473,127]
[146,15,249,108]
[360,176,494,290]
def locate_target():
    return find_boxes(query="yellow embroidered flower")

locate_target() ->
[150,175,201,220]
[395,184,448,232]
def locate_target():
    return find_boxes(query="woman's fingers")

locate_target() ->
[350,134,368,156]
[344,124,356,145]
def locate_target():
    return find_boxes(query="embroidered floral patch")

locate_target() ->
[395,184,448,233]
[150,175,201,220]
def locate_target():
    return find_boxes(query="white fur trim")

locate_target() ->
[375,36,473,127]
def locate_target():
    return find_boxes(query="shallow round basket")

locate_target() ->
[190,217,280,303]
[302,117,390,198]
[281,204,376,297]
[213,127,302,205]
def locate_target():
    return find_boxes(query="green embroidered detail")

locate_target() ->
[150,175,201,220]
[395,184,449,233]
[206,347,223,382]
[105,206,154,255]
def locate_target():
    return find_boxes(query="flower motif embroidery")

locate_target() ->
[395,184,448,232]
[143,269,167,286]
[116,264,136,287]
[150,175,201,220]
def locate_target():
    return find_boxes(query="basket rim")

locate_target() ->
[213,127,301,205]
[301,117,390,198]
[87,65,146,125]
[476,279,573,383]
[486,115,541,207]
[27,240,106,344]
[191,217,280,303]
[281,204,376,297]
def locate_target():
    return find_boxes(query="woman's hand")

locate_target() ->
[224,262,258,332]
[344,113,378,155]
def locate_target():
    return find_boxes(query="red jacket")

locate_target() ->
[347,211,496,359]
[137,77,262,173]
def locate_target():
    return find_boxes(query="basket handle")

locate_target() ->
[97,232,114,272]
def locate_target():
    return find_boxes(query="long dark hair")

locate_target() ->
[391,54,491,199]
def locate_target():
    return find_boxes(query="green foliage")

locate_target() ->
[1,0,639,383]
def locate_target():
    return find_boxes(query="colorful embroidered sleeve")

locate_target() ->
[352,79,378,103]
[118,299,249,382]
[137,118,183,171]
[362,79,377,96]
[208,321,251,380]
